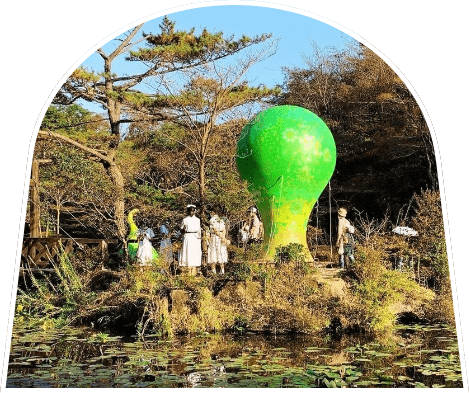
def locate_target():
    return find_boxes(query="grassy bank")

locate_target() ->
[14,245,442,338]
[14,191,453,338]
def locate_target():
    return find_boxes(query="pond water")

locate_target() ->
[7,323,462,388]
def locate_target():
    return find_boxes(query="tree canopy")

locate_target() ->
[35,18,278,238]
[280,42,437,223]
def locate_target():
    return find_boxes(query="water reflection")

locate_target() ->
[7,323,463,388]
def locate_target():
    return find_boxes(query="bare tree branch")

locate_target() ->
[109,23,144,60]
[38,130,111,164]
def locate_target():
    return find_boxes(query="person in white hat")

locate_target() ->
[178,204,202,275]
[336,207,355,269]
[248,207,261,243]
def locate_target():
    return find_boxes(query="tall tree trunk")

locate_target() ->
[198,159,206,217]
[108,102,122,137]
[104,56,122,138]
[103,151,127,242]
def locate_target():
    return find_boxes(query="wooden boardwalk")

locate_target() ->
[21,237,118,270]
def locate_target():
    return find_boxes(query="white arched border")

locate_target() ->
[0,0,468,390]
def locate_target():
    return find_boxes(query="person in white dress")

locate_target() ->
[207,211,228,274]
[136,227,155,267]
[178,204,202,275]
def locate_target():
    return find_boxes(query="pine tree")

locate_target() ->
[43,17,277,239]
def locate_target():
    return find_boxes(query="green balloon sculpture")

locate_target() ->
[237,105,336,260]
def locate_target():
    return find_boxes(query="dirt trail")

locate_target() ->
[315,261,347,299]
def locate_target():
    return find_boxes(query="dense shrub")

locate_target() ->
[274,243,311,273]
[349,247,433,332]
[411,190,449,289]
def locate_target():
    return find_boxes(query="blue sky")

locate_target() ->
[80,5,353,113]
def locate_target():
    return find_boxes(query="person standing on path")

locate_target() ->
[159,219,173,265]
[178,205,202,275]
[248,207,261,243]
[239,222,250,247]
[136,227,156,267]
[207,210,228,274]
[336,207,355,269]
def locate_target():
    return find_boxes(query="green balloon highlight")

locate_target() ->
[237,105,336,260]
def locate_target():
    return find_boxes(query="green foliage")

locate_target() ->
[128,184,177,207]
[40,104,108,139]
[127,265,166,295]
[16,249,95,328]
[274,243,310,273]
[307,365,362,388]
[205,166,255,221]
[350,247,433,332]
[148,123,187,149]
[128,16,271,64]
[274,243,307,264]
[232,262,252,281]
[41,147,106,194]
[233,242,263,265]
[56,248,83,295]
[157,307,173,338]
[250,264,275,293]
[41,104,93,131]
[411,190,449,288]
[37,143,115,236]
[233,314,250,332]
[88,332,111,343]
[72,67,101,83]
[150,77,279,112]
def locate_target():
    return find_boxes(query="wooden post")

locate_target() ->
[30,160,41,238]
[29,159,52,238]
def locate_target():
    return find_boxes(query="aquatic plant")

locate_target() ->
[16,248,95,329]
[7,323,462,388]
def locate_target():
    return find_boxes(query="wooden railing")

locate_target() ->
[21,237,119,269]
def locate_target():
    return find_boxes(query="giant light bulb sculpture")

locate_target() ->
[237,105,336,260]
